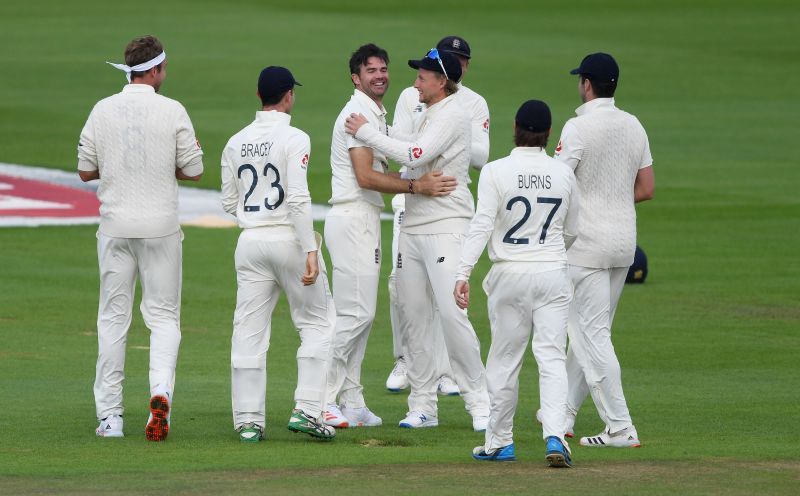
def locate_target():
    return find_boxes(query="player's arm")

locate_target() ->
[634,134,655,202]
[79,170,100,182]
[174,105,204,181]
[176,169,202,181]
[553,120,584,170]
[77,109,100,182]
[220,146,239,216]
[634,166,654,202]
[564,174,581,250]
[350,146,457,196]
[347,112,456,170]
[285,133,319,285]
[468,98,490,170]
[454,166,499,309]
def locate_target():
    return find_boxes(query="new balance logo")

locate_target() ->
[396,253,403,269]
[436,257,445,263]
[374,248,380,264]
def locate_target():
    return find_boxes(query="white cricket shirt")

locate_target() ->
[554,98,653,268]
[457,147,580,280]
[356,93,473,234]
[329,89,389,207]
[77,84,204,238]
[220,111,316,252]
[393,83,490,169]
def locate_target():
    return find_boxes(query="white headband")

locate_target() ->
[106,51,166,82]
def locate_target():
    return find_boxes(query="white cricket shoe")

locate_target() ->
[580,426,641,448]
[472,415,489,432]
[323,404,349,428]
[398,411,438,428]
[96,414,123,437]
[342,406,383,427]
[536,408,574,438]
[386,357,409,392]
[436,375,460,396]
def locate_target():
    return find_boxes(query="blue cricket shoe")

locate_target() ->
[545,436,572,468]
[472,443,516,462]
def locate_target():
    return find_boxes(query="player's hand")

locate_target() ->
[302,251,319,286]
[454,280,470,309]
[416,170,457,197]
[345,113,368,136]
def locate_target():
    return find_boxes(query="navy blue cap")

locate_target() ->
[436,35,471,59]
[625,245,648,283]
[515,100,552,133]
[570,52,619,83]
[408,50,462,81]
[258,66,302,99]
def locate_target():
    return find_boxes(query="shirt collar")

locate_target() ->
[122,84,156,94]
[352,89,387,117]
[575,97,616,116]
[510,146,548,157]
[254,110,291,126]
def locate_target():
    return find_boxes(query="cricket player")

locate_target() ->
[386,35,491,396]
[554,52,654,448]
[345,49,490,430]
[456,100,579,467]
[221,66,336,442]
[78,35,204,441]
[324,44,457,429]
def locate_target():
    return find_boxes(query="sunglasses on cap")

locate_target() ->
[426,48,449,80]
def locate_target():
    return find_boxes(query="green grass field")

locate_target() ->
[1,0,799,494]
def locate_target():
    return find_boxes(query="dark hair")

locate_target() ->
[349,43,389,76]
[125,35,164,80]
[514,126,549,148]
[261,89,290,106]
[580,75,617,98]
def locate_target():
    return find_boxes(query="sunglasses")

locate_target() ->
[426,48,449,80]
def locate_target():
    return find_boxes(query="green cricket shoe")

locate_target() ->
[238,422,265,443]
[287,409,336,440]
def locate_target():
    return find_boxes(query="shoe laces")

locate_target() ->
[392,358,407,375]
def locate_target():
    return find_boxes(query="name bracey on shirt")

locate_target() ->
[518,174,551,189]
[241,141,273,158]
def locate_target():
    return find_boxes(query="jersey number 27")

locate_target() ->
[503,196,562,245]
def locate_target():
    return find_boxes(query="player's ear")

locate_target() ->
[351,73,360,87]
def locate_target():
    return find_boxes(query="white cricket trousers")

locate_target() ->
[387,198,452,376]
[482,264,571,450]
[231,227,335,429]
[565,265,634,432]
[396,231,490,417]
[324,202,381,409]
[94,230,182,420]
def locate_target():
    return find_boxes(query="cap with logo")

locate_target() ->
[258,66,302,100]
[515,100,552,133]
[436,35,471,59]
[625,245,648,283]
[408,50,462,82]
[569,52,619,83]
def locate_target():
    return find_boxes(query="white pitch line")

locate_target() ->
[0,162,391,227]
